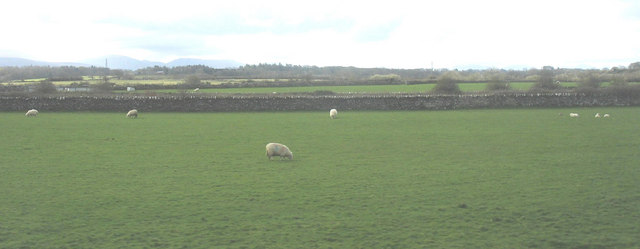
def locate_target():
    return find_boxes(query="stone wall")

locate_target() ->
[1,93,638,112]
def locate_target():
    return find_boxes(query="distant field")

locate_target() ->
[111,78,281,86]
[1,108,639,248]
[1,78,279,86]
[135,82,577,94]
[4,79,630,93]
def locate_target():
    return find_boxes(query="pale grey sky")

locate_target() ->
[1,0,639,69]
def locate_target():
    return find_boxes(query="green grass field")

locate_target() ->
[135,82,562,94]
[7,80,631,93]
[1,108,639,248]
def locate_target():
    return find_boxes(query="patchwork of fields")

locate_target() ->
[123,82,569,94]
[1,108,639,248]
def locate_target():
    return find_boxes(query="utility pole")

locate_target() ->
[103,58,109,84]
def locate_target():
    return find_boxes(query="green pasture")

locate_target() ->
[2,78,278,86]
[129,82,582,94]
[132,82,511,94]
[1,109,639,248]
[0,79,616,93]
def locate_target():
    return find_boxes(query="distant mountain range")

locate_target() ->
[0,56,243,70]
[0,57,89,67]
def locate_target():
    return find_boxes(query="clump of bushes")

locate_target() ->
[92,82,116,93]
[577,72,602,89]
[179,75,204,89]
[431,72,461,94]
[33,80,57,94]
[609,75,628,88]
[485,71,511,91]
[530,67,561,91]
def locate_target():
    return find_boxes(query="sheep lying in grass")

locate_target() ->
[603,114,610,118]
[126,109,138,118]
[329,109,338,119]
[266,143,293,160]
[25,109,38,117]
[595,113,601,118]
[569,113,579,118]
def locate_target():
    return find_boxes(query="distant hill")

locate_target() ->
[81,56,165,70]
[1,56,243,70]
[0,57,88,67]
[83,56,243,70]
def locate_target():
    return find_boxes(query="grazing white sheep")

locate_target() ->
[603,114,610,118]
[595,113,601,118]
[126,109,138,118]
[193,88,199,92]
[126,87,136,92]
[25,109,38,117]
[266,143,293,160]
[329,109,338,119]
[569,113,579,118]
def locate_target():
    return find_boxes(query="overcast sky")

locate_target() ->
[1,0,639,69]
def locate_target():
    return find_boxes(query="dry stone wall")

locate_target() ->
[1,93,638,112]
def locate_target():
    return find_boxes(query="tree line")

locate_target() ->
[2,62,640,86]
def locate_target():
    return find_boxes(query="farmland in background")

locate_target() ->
[1,108,638,248]
[113,82,581,94]
[10,78,636,95]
